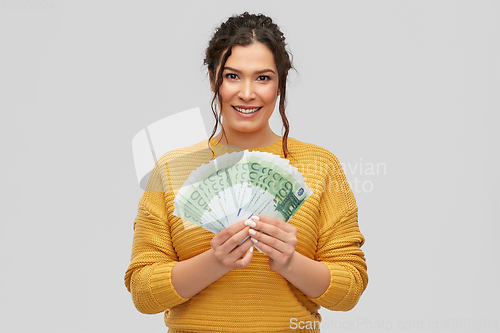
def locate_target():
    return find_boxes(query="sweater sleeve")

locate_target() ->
[306,153,368,311]
[124,162,190,314]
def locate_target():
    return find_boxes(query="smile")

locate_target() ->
[232,106,262,114]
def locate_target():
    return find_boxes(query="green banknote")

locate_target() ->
[173,150,312,233]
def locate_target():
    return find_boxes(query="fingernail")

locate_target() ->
[251,237,258,243]
[249,246,254,252]
[250,216,260,221]
[244,219,256,227]
[249,229,257,235]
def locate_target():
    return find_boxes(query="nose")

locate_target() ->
[239,80,255,101]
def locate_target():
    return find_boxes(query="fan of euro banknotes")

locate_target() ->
[173,150,312,234]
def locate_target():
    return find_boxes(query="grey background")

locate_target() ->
[1,0,499,332]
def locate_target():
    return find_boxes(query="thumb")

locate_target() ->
[239,245,254,266]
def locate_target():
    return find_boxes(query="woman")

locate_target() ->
[125,12,367,333]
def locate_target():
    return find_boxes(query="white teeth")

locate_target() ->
[234,106,261,114]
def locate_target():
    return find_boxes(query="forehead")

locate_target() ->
[225,42,277,71]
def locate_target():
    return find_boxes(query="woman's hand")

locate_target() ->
[244,215,298,274]
[210,219,254,270]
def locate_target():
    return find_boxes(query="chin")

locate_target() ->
[234,126,261,133]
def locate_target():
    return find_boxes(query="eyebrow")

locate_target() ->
[223,66,276,75]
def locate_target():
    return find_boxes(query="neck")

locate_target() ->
[214,126,281,149]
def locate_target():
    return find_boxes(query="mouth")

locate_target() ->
[232,106,262,114]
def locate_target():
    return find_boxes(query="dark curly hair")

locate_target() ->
[204,12,295,159]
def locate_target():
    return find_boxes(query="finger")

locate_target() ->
[249,239,275,257]
[236,241,254,264]
[220,226,252,253]
[212,219,248,247]
[247,220,289,244]
[249,228,289,253]
[228,237,254,264]
[252,215,295,233]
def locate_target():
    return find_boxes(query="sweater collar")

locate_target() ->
[209,136,284,154]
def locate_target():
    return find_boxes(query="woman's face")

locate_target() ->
[215,42,279,137]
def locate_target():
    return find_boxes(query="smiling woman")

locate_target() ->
[204,12,294,156]
[124,12,368,333]
[214,42,281,149]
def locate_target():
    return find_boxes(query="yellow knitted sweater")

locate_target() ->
[124,137,368,333]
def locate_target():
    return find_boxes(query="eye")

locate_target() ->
[257,75,271,81]
[225,73,239,80]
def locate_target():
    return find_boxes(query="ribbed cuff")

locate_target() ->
[151,262,191,308]
[307,262,353,310]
